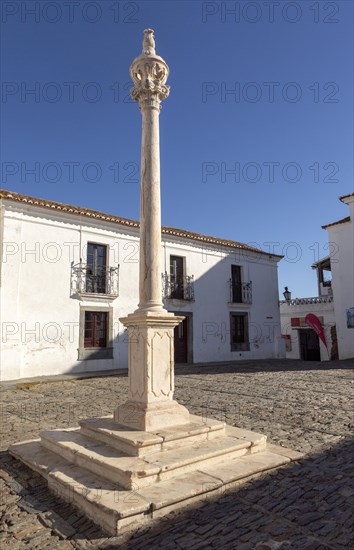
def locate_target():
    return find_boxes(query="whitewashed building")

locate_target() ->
[322,192,354,359]
[0,189,285,381]
[280,192,354,361]
[279,290,335,362]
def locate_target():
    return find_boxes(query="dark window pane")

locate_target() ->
[86,243,107,293]
[231,265,242,303]
[170,256,184,299]
[84,311,108,348]
[231,314,248,345]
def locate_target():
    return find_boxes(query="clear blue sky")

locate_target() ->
[1,0,353,298]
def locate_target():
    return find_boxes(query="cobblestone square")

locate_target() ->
[0,359,353,549]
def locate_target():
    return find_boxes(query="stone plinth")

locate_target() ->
[114,311,190,431]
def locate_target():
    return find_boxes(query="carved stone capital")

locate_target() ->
[131,85,170,111]
[130,29,170,110]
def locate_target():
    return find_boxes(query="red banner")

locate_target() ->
[305,314,327,349]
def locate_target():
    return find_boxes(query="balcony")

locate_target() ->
[162,273,194,301]
[71,262,119,299]
[229,280,252,304]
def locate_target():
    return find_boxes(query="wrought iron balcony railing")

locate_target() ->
[71,262,119,296]
[162,273,195,301]
[279,295,334,306]
[229,280,252,304]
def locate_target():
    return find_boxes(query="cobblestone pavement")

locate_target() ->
[0,359,353,549]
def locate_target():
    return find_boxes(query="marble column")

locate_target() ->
[114,30,190,431]
[133,29,166,314]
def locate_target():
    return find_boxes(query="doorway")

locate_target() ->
[173,313,193,364]
[299,329,321,361]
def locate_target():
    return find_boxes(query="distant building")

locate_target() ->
[0,189,284,381]
[280,192,354,361]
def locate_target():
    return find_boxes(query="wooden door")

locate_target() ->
[174,317,188,363]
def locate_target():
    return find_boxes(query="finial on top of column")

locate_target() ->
[143,29,156,56]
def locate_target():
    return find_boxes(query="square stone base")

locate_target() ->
[114,399,190,431]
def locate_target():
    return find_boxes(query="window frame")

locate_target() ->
[78,306,113,360]
[231,264,243,303]
[169,255,185,300]
[84,311,108,349]
[230,312,250,352]
[86,242,108,294]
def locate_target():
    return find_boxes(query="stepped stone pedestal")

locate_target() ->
[9,29,303,536]
[10,414,302,535]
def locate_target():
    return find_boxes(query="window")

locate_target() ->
[230,265,252,304]
[230,313,250,352]
[78,308,113,360]
[320,266,332,287]
[231,265,242,303]
[86,243,107,294]
[84,311,108,348]
[71,245,119,298]
[162,256,194,301]
[170,255,184,299]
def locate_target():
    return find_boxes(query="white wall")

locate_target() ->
[0,200,283,381]
[163,239,283,363]
[0,203,140,380]
[327,203,354,359]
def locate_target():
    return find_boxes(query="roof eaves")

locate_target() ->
[311,255,331,268]
[339,192,354,202]
[322,216,350,229]
[0,188,283,259]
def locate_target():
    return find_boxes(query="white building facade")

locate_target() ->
[0,190,284,381]
[323,193,354,360]
[280,192,354,361]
